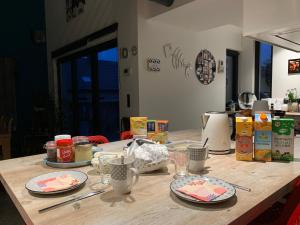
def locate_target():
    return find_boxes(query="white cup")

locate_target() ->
[109,158,139,195]
[187,144,208,172]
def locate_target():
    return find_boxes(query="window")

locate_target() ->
[57,39,120,141]
[255,41,273,99]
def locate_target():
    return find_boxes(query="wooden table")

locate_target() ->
[1,129,300,225]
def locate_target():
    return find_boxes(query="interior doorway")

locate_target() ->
[57,39,119,141]
[226,49,239,106]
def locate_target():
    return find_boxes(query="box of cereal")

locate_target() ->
[130,117,148,136]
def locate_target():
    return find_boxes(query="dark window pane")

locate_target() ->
[60,61,73,133]
[258,42,272,99]
[76,56,93,135]
[97,47,119,141]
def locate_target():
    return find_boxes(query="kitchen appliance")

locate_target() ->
[238,92,257,109]
[201,111,231,154]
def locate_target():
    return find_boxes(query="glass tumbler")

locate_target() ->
[169,146,188,178]
[98,154,118,185]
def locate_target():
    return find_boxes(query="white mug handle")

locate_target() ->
[130,167,139,186]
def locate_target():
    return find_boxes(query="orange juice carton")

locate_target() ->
[272,118,294,161]
[130,117,148,136]
[254,130,272,161]
[235,117,253,161]
[236,117,253,136]
[254,112,272,131]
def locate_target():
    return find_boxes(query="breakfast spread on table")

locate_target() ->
[21,112,297,214]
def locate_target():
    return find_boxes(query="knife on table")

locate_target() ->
[39,189,106,213]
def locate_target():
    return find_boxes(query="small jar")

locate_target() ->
[44,141,57,162]
[56,139,74,163]
[73,136,92,162]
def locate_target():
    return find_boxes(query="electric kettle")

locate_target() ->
[201,111,231,154]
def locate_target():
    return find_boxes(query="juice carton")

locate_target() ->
[130,117,148,136]
[254,112,272,161]
[254,112,272,131]
[235,117,253,161]
[254,130,272,161]
[236,136,253,161]
[272,118,294,161]
[236,117,253,137]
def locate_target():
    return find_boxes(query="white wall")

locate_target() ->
[45,0,140,119]
[137,1,242,131]
[272,46,300,98]
[243,0,300,36]
[238,37,255,93]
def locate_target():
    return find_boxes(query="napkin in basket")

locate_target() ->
[126,139,169,172]
[177,179,227,202]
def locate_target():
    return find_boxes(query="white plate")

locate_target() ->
[25,171,88,195]
[170,175,236,204]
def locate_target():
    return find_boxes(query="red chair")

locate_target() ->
[88,135,109,145]
[120,131,133,140]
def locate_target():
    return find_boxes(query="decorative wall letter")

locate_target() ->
[163,43,192,78]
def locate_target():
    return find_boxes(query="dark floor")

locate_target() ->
[0,183,23,225]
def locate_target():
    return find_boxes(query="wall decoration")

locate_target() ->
[163,43,192,78]
[147,58,161,72]
[66,0,86,22]
[195,49,216,85]
[288,59,300,74]
[217,60,224,73]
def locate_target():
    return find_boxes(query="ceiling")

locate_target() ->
[150,0,243,32]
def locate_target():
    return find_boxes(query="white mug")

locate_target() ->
[109,158,139,195]
[187,144,208,172]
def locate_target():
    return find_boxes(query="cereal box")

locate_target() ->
[235,117,253,161]
[157,120,169,132]
[130,117,148,136]
[147,120,169,144]
[147,120,156,133]
[272,118,294,161]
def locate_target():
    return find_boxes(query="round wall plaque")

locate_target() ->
[195,49,216,85]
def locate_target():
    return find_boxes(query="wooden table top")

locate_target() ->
[1,129,300,225]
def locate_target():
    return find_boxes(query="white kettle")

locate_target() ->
[201,111,231,154]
